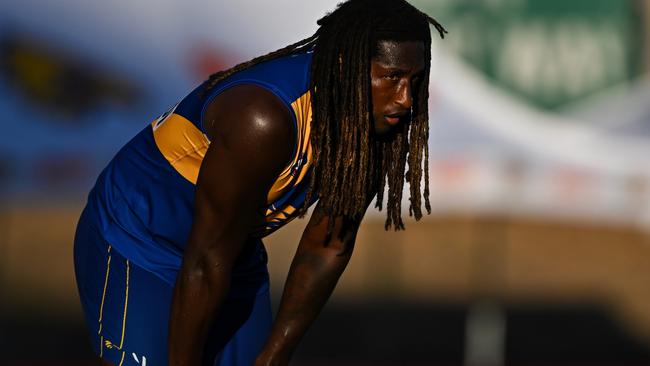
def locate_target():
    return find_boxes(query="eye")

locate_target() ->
[384,72,400,81]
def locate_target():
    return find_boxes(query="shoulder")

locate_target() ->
[197,85,296,195]
[203,84,294,154]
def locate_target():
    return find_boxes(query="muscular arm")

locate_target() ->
[168,85,294,366]
[255,203,368,365]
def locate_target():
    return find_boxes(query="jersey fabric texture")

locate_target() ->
[86,50,314,286]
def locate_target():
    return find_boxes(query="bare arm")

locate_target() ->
[254,203,368,365]
[168,85,294,366]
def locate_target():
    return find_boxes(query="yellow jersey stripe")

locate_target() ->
[118,260,130,350]
[98,245,112,335]
[267,91,313,202]
[152,113,210,185]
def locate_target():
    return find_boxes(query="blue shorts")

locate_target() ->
[74,207,273,366]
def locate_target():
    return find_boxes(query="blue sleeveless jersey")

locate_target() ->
[87,51,315,285]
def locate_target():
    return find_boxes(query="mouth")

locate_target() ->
[384,112,408,126]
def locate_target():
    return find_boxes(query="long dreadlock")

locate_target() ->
[203,0,446,231]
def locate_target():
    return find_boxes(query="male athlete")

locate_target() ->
[73,0,446,365]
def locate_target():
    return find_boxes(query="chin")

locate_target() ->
[372,119,392,135]
[372,126,399,142]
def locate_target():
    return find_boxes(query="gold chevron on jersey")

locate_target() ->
[152,112,209,185]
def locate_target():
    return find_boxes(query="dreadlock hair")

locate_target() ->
[203,0,447,231]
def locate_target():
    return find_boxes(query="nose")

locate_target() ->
[395,80,413,110]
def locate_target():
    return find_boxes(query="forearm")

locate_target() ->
[168,257,231,366]
[257,240,353,364]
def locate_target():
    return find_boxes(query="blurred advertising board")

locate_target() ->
[416,0,644,110]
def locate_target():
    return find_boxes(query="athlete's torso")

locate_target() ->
[87,50,315,284]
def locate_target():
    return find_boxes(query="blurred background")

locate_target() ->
[1,0,650,365]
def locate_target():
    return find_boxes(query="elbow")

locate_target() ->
[315,228,358,258]
[307,214,360,256]
[301,235,356,264]
[302,233,357,260]
[331,238,355,257]
[180,248,234,288]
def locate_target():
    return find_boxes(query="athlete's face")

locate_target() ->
[370,40,426,136]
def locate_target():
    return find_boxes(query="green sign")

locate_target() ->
[416,0,643,110]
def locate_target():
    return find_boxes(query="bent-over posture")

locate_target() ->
[73,1,447,365]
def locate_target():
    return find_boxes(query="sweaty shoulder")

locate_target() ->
[202,85,295,194]
[202,84,296,169]
[203,85,295,144]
